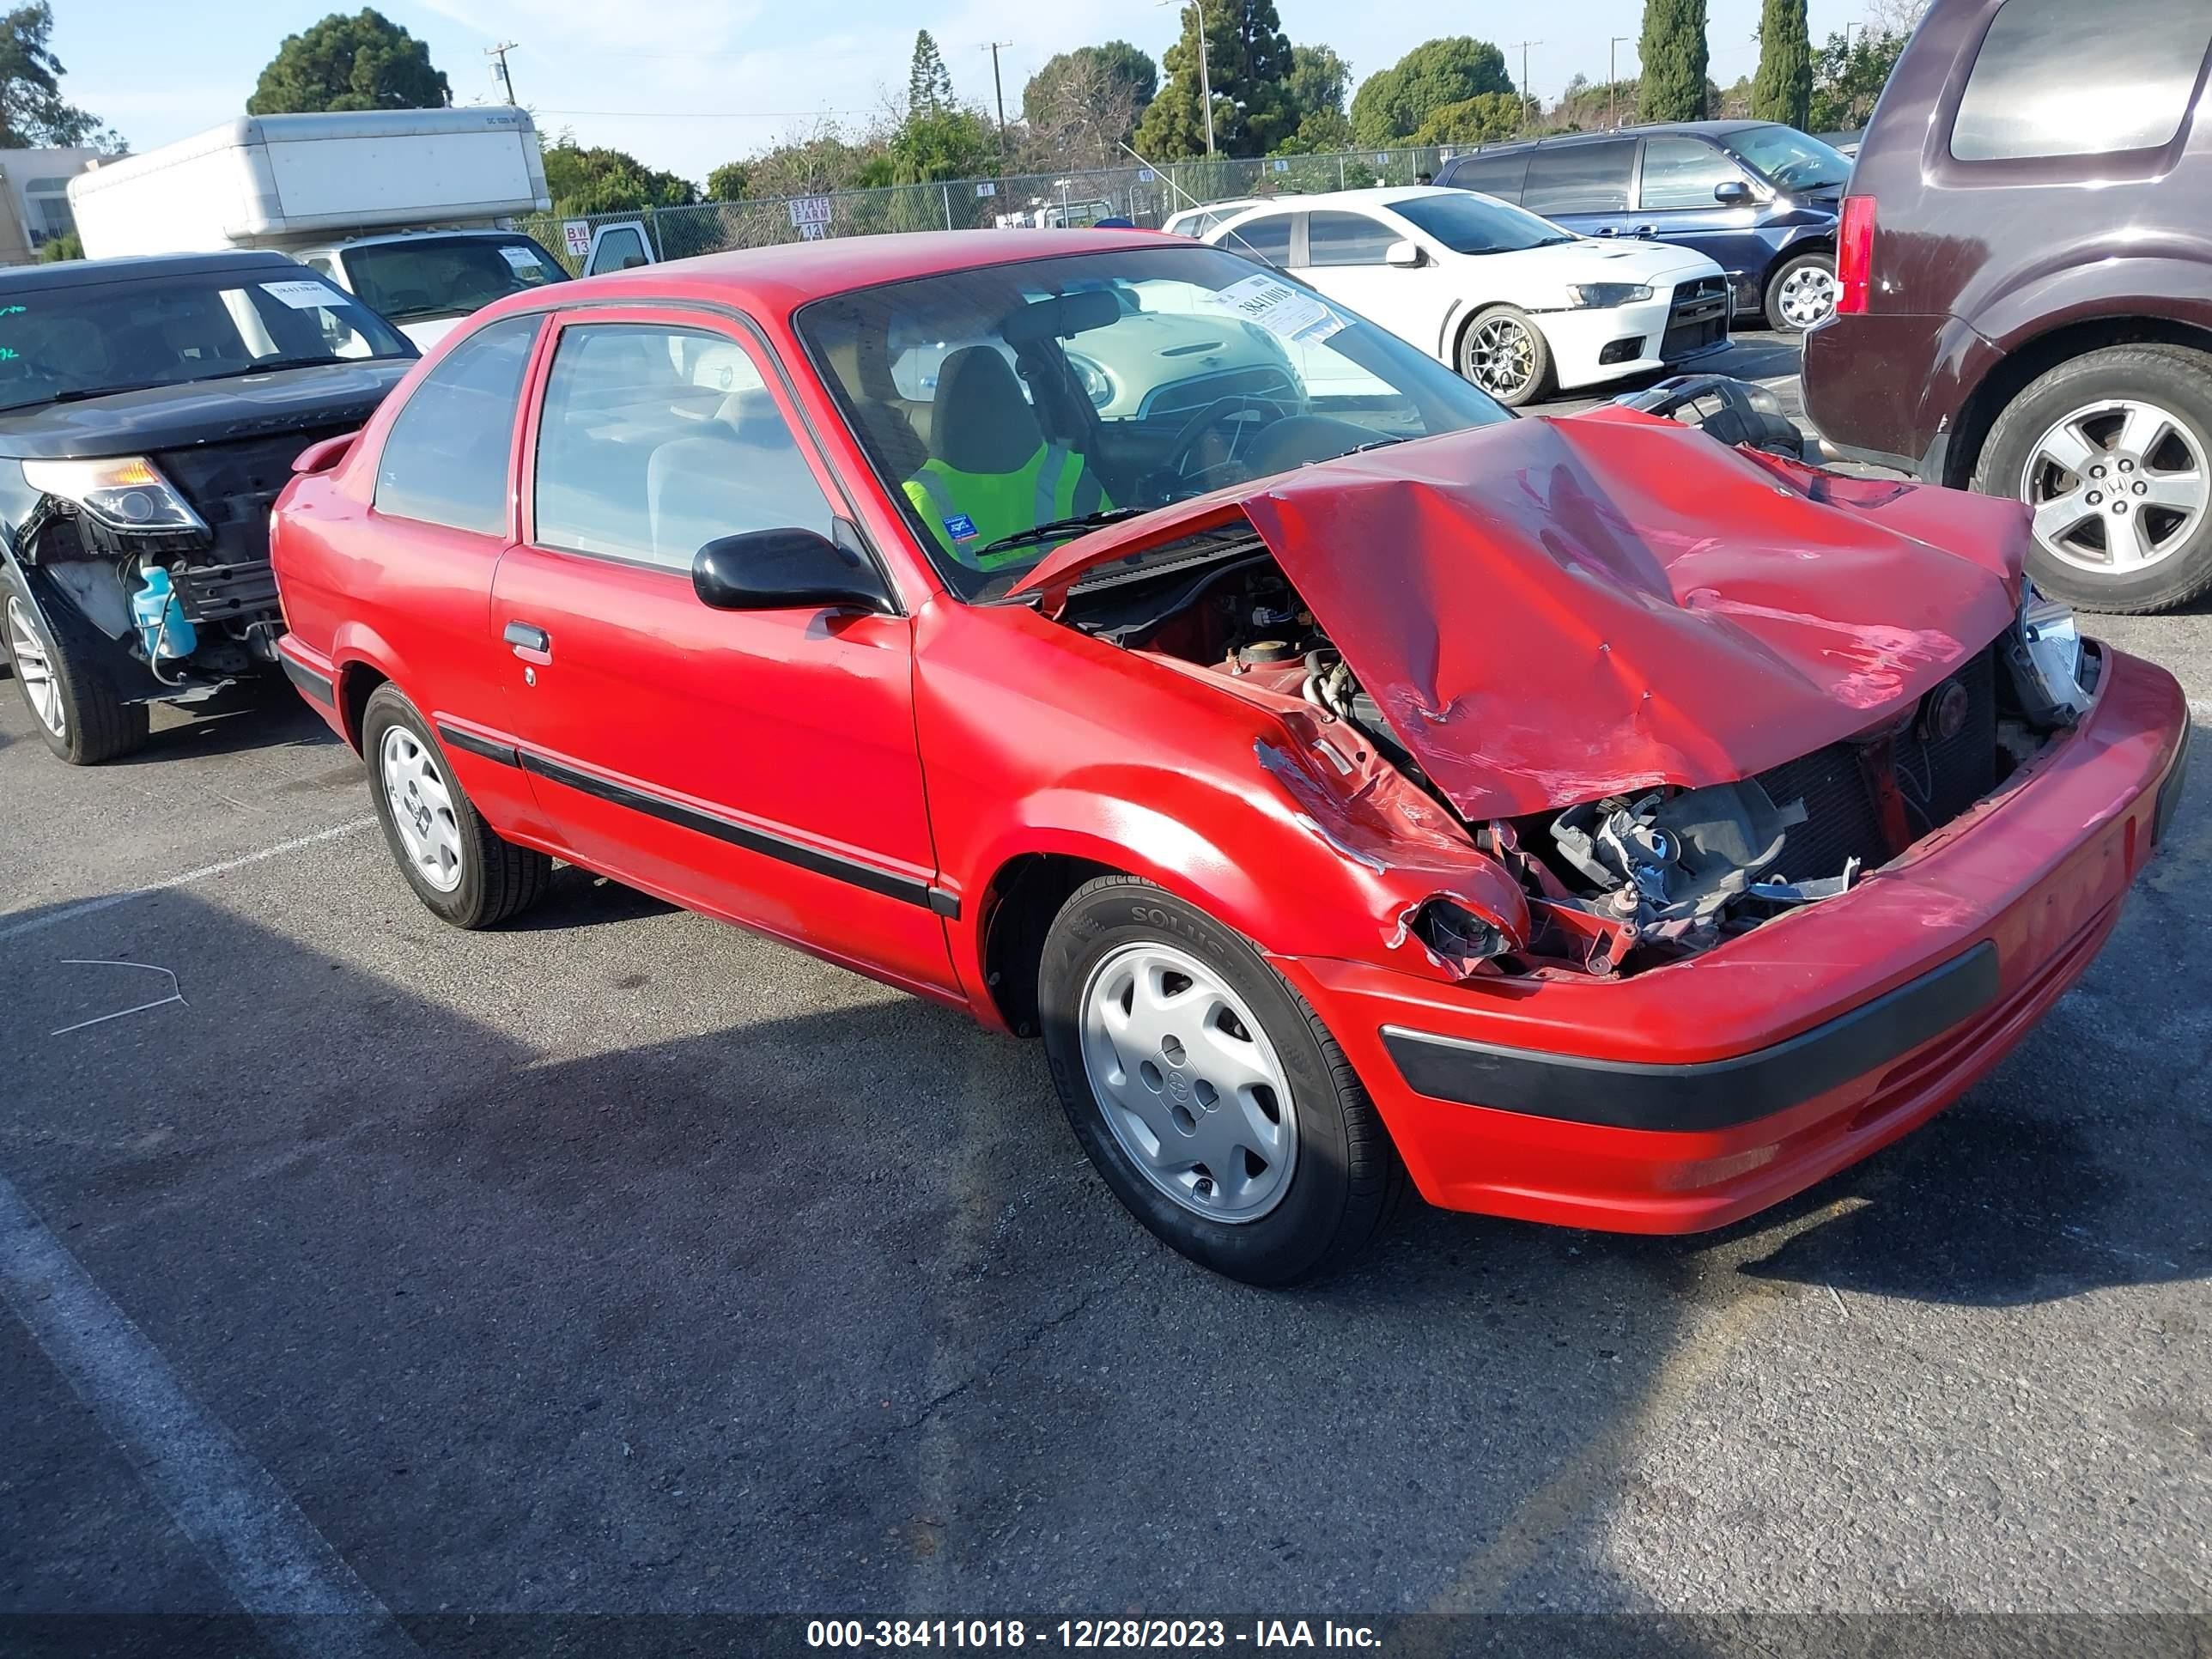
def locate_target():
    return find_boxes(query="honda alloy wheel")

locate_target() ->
[380,723,465,894]
[7,592,61,739]
[2021,398,2206,579]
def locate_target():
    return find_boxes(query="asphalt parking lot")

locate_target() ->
[3,339,2208,1644]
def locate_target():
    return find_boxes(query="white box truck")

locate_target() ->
[68,107,574,347]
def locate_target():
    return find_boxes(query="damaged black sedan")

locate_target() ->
[0,249,413,763]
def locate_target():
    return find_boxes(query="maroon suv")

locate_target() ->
[1802,0,2212,613]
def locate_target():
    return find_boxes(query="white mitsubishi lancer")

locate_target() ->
[1203,185,1730,407]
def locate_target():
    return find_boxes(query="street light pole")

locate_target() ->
[1608,36,1632,128]
[1161,0,1214,157]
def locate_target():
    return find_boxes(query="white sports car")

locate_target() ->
[1204,185,1731,406]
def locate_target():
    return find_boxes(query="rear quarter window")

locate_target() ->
[1951,0,2212,161]
[374,313,540,537]
[1440,151,1529,201]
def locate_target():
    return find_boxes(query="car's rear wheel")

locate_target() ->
[1974,345,2212,613]
[1036,875,1407,1285]
[1459,306,1553,407]
[361,683,551,928]
[1764,252,1838,332]
[3,564,149,765]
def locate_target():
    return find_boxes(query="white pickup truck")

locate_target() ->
[68,107,572,348]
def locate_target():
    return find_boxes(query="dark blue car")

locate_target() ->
[1435,123,1850,332]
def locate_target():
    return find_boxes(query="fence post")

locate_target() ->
[1338,158,1346,189]
[942,183,953,230]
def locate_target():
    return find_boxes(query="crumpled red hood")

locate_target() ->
[1017,410,2027,818]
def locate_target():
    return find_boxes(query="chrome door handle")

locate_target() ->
[1631,224,1657,236]
[504,621,550,656]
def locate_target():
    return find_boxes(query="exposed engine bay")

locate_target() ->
[1057,526,2095,980]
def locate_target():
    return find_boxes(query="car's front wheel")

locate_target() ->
[1974,344,2212,613]
[1037,875,1407,1285]
[361,683,551,928]
[1764,252,1838,332]
[3,564,149,765]
[1459,306,1553,408]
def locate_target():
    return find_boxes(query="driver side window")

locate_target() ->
[1638,137,1745,210]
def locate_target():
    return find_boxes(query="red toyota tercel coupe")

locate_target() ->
[270,231,2187,1284]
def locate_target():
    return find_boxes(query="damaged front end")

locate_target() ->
[11,436,327,701]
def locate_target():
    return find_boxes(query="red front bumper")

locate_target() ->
[1277,646,2190,1234]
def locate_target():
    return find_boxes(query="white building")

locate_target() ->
[0,146,106,264]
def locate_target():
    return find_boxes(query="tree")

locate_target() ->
[35,227,78,260]
[540,140,698,215]
[1024,47,1152,167]
[1551,71,1640,131]
[1133,0,1297,160]
[887,104,999,183]
[1350,38,1512,146]
[705,161,750,202]
[0,3,118,149]
[248,9,447,115]
[1638,0,1710,121]
[1808,26,1907,131]
[1411,90,1523,147]
[1749,0,1811,128]
[907,30,954,115]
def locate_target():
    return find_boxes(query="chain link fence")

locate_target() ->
[518,145,1467,274]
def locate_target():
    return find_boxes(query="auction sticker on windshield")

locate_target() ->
[498,246,544,273]
[261,279,348,311]
[1207,273,1346,345]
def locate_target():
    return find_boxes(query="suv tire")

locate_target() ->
[1975,344,2212,613]
[361,683,551,928]
[1763,252,1838,332]
[3,564,150,764]
[1036,874,1407,1285]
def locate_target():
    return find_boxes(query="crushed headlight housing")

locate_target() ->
[1564,283,1655,309]
[21,456,207,535]
[2009,582,2089,723]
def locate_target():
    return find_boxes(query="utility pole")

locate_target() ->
[982,40,1012,142]
[1159,0,1214,156]
[1509,40,1542,132]
[1608,36,1632,128]
[486,41,519,106]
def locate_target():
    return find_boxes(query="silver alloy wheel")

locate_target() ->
[1078,940,1298,1224]
[379,725,465,893]
[1774,262,1838,329]
[1467,314,1538,400]
[6,594,62,738]
[2021,398,2209,575]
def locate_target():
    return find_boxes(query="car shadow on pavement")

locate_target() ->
[122,681,340,764]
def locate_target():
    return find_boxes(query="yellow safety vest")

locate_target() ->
[903,443,1107,568]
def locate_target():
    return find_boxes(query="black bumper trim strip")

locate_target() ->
[281,656,335,708]
[519,750,937,911]
[435,724,520,769]
[1381,940,2002,1133]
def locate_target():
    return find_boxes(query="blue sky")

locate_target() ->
[57,0,1875,186]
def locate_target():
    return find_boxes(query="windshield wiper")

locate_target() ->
[198,356,356,380]
[45,380,176,404]
[977,506,1142,556]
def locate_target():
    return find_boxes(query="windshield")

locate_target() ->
[797,244,1510,599]
[0,267,413,414]
[341,234,568,325]
[1391,191,1575,253]
[1723,125,1851,191]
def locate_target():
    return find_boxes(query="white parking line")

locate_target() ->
[0,1173,421,1656]
[0,817,375,945]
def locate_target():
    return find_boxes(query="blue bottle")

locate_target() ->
[131,564,197,659]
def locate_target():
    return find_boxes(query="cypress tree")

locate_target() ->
[1638,0,1711,121]
[1749,0,1812,128]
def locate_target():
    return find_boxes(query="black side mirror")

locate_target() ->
[1713,180,1752,207]
[693,527,893,613]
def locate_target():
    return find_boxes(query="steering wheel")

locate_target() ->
[1146,393,1294,501]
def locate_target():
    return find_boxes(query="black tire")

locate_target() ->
[1973,344,2212,614]
[3,563,149,764]
[1762,251,1838,332]
[1036,875,1407,1285]
[1459,305,1554,408]
[360,683,550,929]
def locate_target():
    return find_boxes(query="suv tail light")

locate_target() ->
[1837,194,1876,315]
